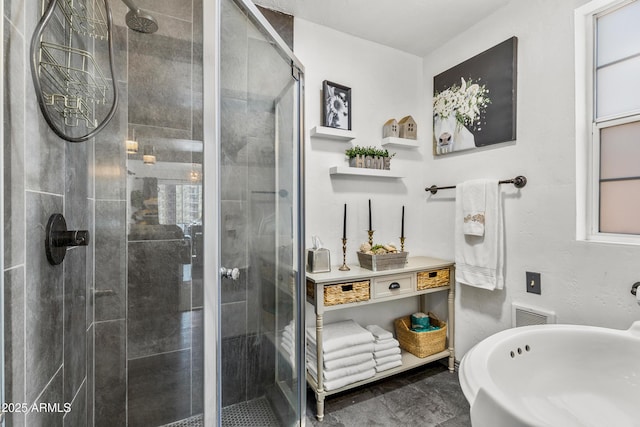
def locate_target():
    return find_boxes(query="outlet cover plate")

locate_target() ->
[526,271,541,295]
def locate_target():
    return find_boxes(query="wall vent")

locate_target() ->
[511,303,555,328]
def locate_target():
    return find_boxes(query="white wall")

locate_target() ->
[295,19,427,329]
[295,0,640,355]
[423,0,640,357]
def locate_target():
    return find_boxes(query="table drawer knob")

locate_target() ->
[389,282,401,290]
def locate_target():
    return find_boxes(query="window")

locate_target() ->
[577,0,640,242]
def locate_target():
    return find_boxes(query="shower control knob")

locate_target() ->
[45,213,90,266]
[220,267,240,281]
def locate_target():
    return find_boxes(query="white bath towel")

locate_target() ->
[373,338,400,352]
[306,340,374,362]
[462,180,488,236]
[365,325,393,341]
[307,357,376,382]
[375,353,402,366]
[307,350,373,371]
[375,359,403,373]
[306,320,374,354]
[374,346,401,359]
[322,368,376,391]
[455,179,504,290]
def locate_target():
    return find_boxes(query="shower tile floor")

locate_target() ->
[305,363,471,427]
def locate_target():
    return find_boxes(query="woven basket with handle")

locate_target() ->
[394,312,447,358]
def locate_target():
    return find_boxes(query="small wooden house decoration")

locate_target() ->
[383,118,399,138]
[398,115,417,139]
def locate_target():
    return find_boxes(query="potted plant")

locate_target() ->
[345,146,395,169]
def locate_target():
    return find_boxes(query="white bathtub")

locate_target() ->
[459,321,640,427]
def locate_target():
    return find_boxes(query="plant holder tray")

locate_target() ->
[357,251,408,271]
[394,313,447,358]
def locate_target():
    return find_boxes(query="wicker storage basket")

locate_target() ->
[417,269,450,290]
[323,280,370,306]
[394,313,447,358]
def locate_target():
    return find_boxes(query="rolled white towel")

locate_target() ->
[282,328,294,343]
[280,333,294,349]
[307,351,373,371]
[323,368,376,391]
[374,346,401,359]
[306,340,374,362]
[306,320,374,353]
[375,359,402,372]
[373,338,400,352]
[307,358,376,382]
[375,353,402,366]
[365,324,393,341]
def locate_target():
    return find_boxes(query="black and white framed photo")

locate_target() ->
[322,80,351,130]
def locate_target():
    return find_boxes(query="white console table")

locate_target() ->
[305,256,455,421]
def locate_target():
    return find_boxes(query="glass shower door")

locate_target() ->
[218,0,304,425]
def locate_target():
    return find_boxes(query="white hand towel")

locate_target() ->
[375,359,402,372]
[306,320,374,353]
[455,179,504,290]
[375,353,402,366]
[307,358,376,382]
[373,338,400,352]
[462,179,488,236]
[374,346,401,359]
[322,368,376,391]
[365,324,393,341]
[307,350,373,371]
[306,340,374,362]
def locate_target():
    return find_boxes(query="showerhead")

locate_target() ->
[121,0,158,33]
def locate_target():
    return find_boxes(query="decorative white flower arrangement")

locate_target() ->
[433,78,490,131]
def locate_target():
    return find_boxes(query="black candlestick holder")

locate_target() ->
[339,238,350,271]
[367,230,374,246]
[400,236,406,252]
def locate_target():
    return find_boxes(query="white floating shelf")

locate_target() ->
[329,166,404,179]
[381,136,419,147]
[310,126,356,141]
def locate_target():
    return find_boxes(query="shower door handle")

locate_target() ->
[220,267,240,281]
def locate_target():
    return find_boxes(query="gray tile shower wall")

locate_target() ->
[94,81,128,201]
[128,15,193,131]
[25,367,63,427]
[63,248,88,405]
[94,319,126,427]
[94,200,127,322]
[127,239,193,359]
[4,266,25,427]
[127,349,192,427]
[25,192,64,404]
[3,16,25,269]
[4,1,203,426]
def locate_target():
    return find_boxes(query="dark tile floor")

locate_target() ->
[305,363,471,427]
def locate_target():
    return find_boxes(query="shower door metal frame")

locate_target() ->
[202,0,306,424]
[0,0,5,422]
[0,0,6,423]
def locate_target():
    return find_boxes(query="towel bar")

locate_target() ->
[426,175,527,195]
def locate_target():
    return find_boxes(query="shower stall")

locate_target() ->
[1,0,305,425]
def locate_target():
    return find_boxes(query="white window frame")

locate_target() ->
[576,0,640,245]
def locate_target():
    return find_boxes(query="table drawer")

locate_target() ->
[417,268,450,290]
[323,280,370,306]
[373,274,413,299]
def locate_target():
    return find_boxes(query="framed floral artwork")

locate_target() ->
[322,80,351,130]
[433,37,518,155]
